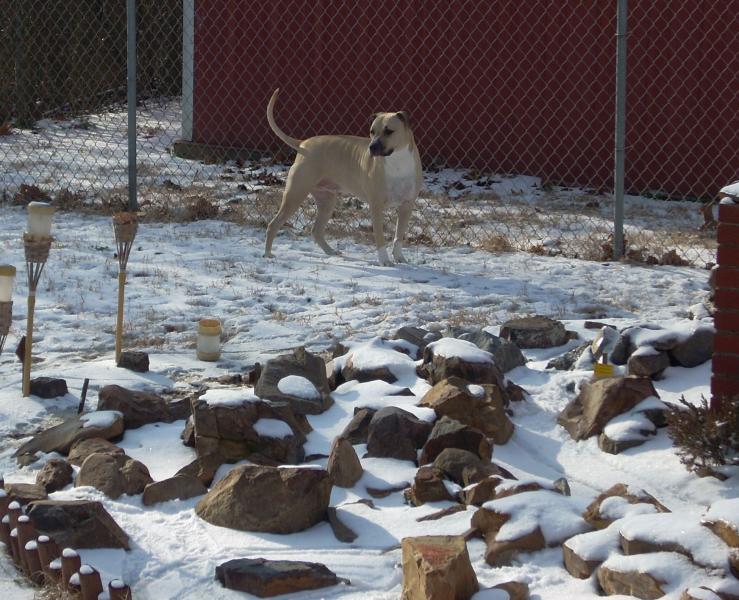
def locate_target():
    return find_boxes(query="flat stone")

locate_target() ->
[4,482,48,505]
[142,475,207,506]
[27,499,130,550]
[215,558,342,597]
[499,316,568,349]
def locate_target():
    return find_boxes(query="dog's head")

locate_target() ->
[368,111,413,157]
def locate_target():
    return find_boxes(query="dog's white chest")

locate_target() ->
[383,148,416,208]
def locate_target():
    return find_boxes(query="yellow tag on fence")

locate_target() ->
[594,362,615,379]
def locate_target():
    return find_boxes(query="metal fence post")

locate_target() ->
[127,0,138,211]
[613,0,628,259]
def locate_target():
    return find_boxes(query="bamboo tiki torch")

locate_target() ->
[113,212,138,362]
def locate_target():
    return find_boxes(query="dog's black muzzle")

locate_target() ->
[369,140,393,157]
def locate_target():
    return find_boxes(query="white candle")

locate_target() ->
[0,265,16,302]
[27,202,55,237]
[197,318,222,361]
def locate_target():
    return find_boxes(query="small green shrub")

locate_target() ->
[666,395,739,477]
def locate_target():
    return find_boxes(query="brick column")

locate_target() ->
[712,192,739,410]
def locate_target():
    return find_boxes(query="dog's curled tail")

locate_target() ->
[267,89,305,154]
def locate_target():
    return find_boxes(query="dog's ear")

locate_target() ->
[396,111,412,127]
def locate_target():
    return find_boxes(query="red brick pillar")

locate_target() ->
[712,193,739,410]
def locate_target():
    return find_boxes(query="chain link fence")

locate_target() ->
[1,0,736,267]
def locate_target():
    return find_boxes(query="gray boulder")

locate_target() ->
[215,558,342,597]
[366,407,433,463]
[97,385,190,429]
[500,315,569,349]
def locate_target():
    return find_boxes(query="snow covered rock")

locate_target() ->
[195,465,332,534]
[405,466,455,506]
[393,325,441,358]
[627,346,671,378]
[583,483,670,530]
[27,499,130,550]
[562,522,622,579]
[401,535,479,600]
[702,498,739,549]
[610,323,715,369]
[499,315,569,349]
[598,409,658,454]
[35,458,73,493]
[419,377,513,443]
[326,436,363,488]
[141,474,207,506]
[419,416,492,465]
[453,328,527,373]
[14,411,125,463]
[472,490,589,566]
[557,376,659,441]
[191,390,306,465]
[215,557,343,597]
[461,477,506,507]
[75,452,153,499]
[366,406,433,463]
[254,347,333,415]
[97,385,190,429]
[336,337,418,384]
[422,338,507,389]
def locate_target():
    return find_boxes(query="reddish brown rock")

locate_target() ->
[401,535,479,600]
[327,436,363,488]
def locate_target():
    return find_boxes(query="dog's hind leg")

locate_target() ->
[264,175,312,258]
[391,200,414,263]
[311,189,341,256]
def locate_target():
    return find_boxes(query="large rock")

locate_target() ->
[97,385,189,429]
[340,407,377,444]
[668,326,714,368]
[422,338,507,388]
[499,316,568,349]
[401,535,479,600]
[191,391,306,465]
[254,347,333,415]
[195,465,332,534]
[27,500,130,549]
[432,448,495,486]
[29,377,69,399]
[14,411,124,462]
[3,482,48,504]
[627,347,670,378]
[583,483,670,529]
[419,377,513,444]
[557,376,659,441]
[393,326,441,358]
[456,329,527,373]
[36,459,73,493]
[405,466,455,506]
[596,563,664,599]
[327,436,363,488]
[484,526,547,566]
[366,407,433,463]
[419,417,491,465]
[67,437,125,466]
[215,558,342,597]
[75,452,153,499]
[142,475,207,506]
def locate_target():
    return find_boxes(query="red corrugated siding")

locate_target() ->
[192,0,738,198]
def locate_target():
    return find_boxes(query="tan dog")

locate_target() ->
[264,88,422,266]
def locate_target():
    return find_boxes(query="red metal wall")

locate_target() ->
[191,1,738,199]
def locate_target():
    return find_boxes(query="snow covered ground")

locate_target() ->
[0,204,734,599]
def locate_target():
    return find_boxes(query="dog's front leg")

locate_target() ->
[392,200,414,263]
[368,195,392,266]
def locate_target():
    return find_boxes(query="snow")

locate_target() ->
[482,491,589,544]
[199,387,259,406]
[598,496,660,521]
[426,338,494,363]
[80,410,122,429]
[0,204,734,599]
[602,411,655,442]
[720,180,739,197]
[277,374,321,399]
[253,418,294,439]
[618,512,730,568]
[704,498,739,530]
